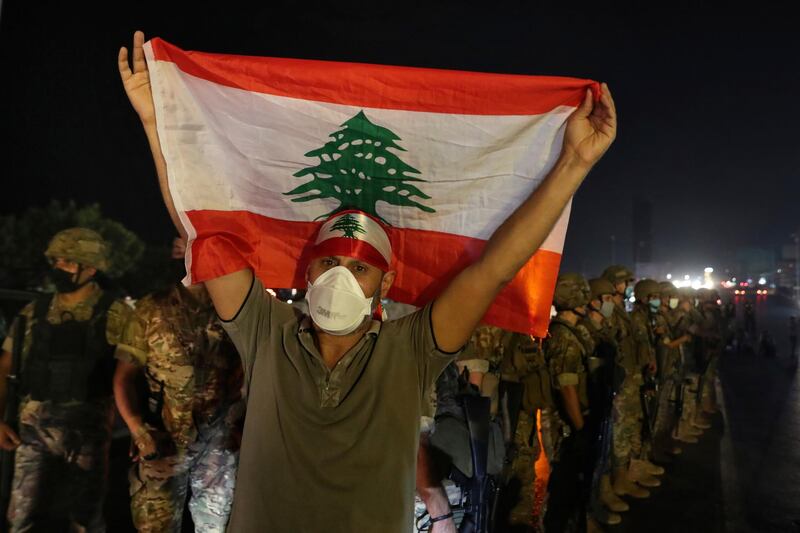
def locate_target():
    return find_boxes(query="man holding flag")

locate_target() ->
[119,30,616,533]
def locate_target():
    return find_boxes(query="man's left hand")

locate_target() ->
[562,82,617,169]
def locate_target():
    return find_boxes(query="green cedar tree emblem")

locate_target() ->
[329,213,366,239]
[285,110,435,223]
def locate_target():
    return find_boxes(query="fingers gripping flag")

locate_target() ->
[144,38,598,335]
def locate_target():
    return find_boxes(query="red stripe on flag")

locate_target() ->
[149,38,598,116]
[186,210,560,336]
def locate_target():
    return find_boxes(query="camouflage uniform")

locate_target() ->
[651,305,681,452]
[609,303,642,469]
[628,303,657,457]
[116,284,244,532]
[2,229,132,533]
[670,291,704,436]
[695,297,723,412]
[501,333,551,527]
[458,324,515,416]
[542,315,591,533]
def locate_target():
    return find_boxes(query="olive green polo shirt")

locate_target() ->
[221,277,457,533]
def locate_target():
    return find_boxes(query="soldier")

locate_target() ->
[581,278,628,523]
[651,282,692,461]
[600,265,650,499]
[112,238,244,532]
[626,279,665,487]
[500,332,551,530]
[458,324,515,417]
[695,288,723,422]
[0,228,132,532]
[671,287,706,443]
[542,273,597,532]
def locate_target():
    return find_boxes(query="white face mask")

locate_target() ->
[669,298,679,309]
[600,300,615,319]
[306,266,375,336]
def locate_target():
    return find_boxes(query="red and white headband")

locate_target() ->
[312,210,392,271]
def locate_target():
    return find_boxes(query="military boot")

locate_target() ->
[693,413,712,429]
[628,459,661,487]
[600,473,629,512]
[593,506,622,526]
[612,466,650,499]
[641,458,665,476]
[675,420,700,442]
[687,424,704,436]
[587,515,608,532]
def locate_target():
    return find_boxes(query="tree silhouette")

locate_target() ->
[285,110,435,223]
[329,213,366,239]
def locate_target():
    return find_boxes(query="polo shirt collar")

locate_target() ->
[298,316,382,337]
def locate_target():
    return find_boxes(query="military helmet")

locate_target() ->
[553,273,590,311]
[588,278,616,300]
[601,264,635,285]
[678,286,696,302]
[696,288,713,303]
[658,281,678,299]
[44,227,110,272]
[633,279,661,303]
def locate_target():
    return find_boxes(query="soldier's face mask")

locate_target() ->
[669,298,679,309]
[600,300,615,318]
[50,264,92,294]
[648,298,661,312]
[624,285,634,299]
[306,266,376,335]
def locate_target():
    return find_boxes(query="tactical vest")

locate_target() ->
[22,292,116,403]
[547,320,589,412]
[613,305,638,373]
[506,335,553,412]
[631,306,657,368]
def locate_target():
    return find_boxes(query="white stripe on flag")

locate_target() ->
[147,47,574,253]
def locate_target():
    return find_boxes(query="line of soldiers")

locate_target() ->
[0,229,726,533]
[0,228,244,532]
[451,265,723,532]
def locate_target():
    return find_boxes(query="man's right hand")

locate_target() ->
[119,31,156,124]
[0,421,21,451]
[130,425,159,461]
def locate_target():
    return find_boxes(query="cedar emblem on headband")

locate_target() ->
[285,110,436,224]
[313,211,393,271]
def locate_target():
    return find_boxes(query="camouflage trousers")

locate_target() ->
[652,375,678,450]
[8,400,114,533]
[699,355,719,411]
[680,374,700,429]
[506,409,540,527]
[611,376,643,468]
[129,415,238,533]
[538,407,559,463]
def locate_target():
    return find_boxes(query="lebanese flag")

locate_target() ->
[144,38,596,336]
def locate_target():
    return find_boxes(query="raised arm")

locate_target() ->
[119,31,253,320]
[432,85,616,352]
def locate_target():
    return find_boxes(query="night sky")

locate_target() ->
[2,1,798,279]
